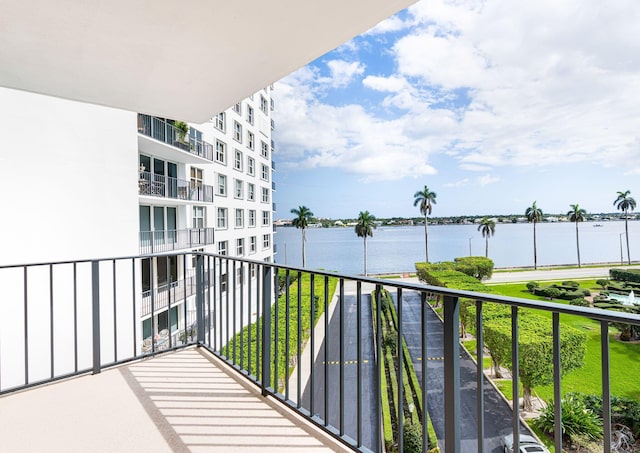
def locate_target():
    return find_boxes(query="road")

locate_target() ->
[301,292,378,451]
[391,289,531,453]
[487,264,640,284]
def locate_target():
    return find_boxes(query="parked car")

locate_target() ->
[500,433,550,453]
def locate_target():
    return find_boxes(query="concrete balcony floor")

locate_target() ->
[0,348,350,452]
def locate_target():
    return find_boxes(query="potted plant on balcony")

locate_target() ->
[174,121,189,143]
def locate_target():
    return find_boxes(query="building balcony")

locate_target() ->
[1,253,638,452]
[139,228,214,254]
[137,114,215,164]
[138,170,214,204]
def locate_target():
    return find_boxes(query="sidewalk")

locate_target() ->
[487,264,640,284]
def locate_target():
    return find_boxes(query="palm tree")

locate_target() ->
[355,211,376,276]
[567,204,586,267]
[413,186,437,263]
[525,201,543,270]
[478,217,496,258]
[290,205,314,267]
[614,190,636,265]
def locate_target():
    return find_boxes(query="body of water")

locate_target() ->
[274,220,639,275]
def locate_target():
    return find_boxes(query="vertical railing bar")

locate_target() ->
[23,266,29,385]
[285,270,291,401]
[323,276,331,426]
[196,254,204,344]
[167,257,172,350]
[357,281,363,448]
[397,287,404,453]
[182,254,187,347]
[232,260,237,364]
[511,306,520,452]
[74,263,79,371]
[339,278,345,437]
[476,300,484,453]
[375,285,383,453]
[131,259,137,357]
[225,259,230,359]
[240,262,245,370]
[112,260,118,362]
[247,260,252,375]
[601,321,612,453]
[296,271,302,408]
[309,273,315,417]
[150,259,156,353]
[421,292,428,453]
[274,265,280,391]
[443,294,460,453]
[219,257,224,354]
[91,261,101,374]
[49,264,55,379]
[552,312,562,453]
[207,256,212,347]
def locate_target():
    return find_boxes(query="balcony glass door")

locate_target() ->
[140,206,151,250]
[153,206,165,247]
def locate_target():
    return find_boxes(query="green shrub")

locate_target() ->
[610,268,640,283]
[403,421,423,453]
[562,281,580,288]
[383,333,398,355]
[526,281,540,292]
[596,279,609,289]
[453,256,494,280]
[533,394,602,442]
[570,298,590,307]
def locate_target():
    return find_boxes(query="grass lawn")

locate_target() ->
[486,280,640,401]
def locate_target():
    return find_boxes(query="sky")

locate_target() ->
[271,0,640,220]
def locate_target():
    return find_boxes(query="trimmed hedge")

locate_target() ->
[610,268,640,283]
[453,256,494,280]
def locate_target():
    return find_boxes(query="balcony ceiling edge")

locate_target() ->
[0,0,416,122]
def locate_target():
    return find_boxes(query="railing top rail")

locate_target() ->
[3,250,639,326]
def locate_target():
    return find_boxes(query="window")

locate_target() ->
[270,98,275,111]
[236,266,244,285]
[263,234,270,249]
[262,211,270,226]
[193,206,205,228]
[215,112,226,131]
[261,141,269,159]
[217,174,227,196]
[247,157,255,176]
[261,164,269,181]
[249,236,256,253]
[233,102,241,114]
[248,183,255,201]
[250,263,256,278]
[218,241,227,256]
[235,208,244,228]
[247,105,254,124]
[261,187,269,203]
[190,167,203,190]
[221,273,228,292]
[247,131,254,150]
[236,238,244,256]
[248,210,256,227]
[217,208,227,229]
[215,140,226,164]
[260,95,268,114]
[234,179,243,199]
[233,149,243,171]
[233,121,242,142]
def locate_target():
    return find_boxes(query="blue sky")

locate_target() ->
[272,0,640,220]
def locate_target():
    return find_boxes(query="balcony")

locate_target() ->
[137,114,215,163]
[0,253,638,452]
[138,170,214,203]
[139,228,214,254]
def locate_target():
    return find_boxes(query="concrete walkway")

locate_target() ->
[0,348,350,453]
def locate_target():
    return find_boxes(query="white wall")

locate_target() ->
[0,87,139,265]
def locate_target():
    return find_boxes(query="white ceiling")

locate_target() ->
[0,0,415,122]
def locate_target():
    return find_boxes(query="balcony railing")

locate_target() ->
[137,114,215,161]
[139,228,214,254]
[0,252,638,453]
[138,170,214,203]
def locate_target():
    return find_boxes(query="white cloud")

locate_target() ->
[324,60,365,88]
[444,178,470,188]
[477,174,499,186]
[362,75,408,93]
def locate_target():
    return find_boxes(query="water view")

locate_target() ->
[275,220,640,275]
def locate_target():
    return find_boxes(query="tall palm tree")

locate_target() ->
[614,190,636,265]
[525,201,543,270]
[478,217,496,258]
[567,204,586,267]
[413,186,437,263]
[355,211,376,276]
[290,205,314,267]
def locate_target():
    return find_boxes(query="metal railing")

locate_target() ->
[138,170,214,203]
[137,114,215,161]
[139,228,214,254]
[0,252,638,453]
